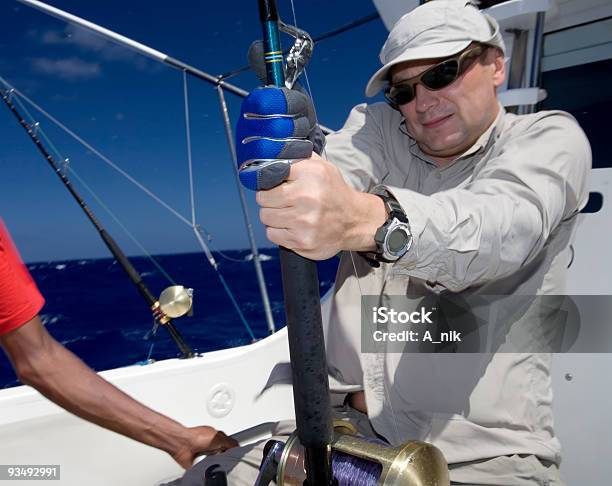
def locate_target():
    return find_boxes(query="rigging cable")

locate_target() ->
[182,71,198,228]
[215,82,277,334]
[0,86,194,358]
[5,82,177,286]
[182,72,256,340]
[0,77,192,227]
[0,75,256,342]
[6,85,183,361]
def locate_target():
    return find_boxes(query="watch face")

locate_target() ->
[388,228,409,254]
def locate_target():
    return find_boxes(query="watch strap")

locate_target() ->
[359,187,411,265]
[386,198,408,223]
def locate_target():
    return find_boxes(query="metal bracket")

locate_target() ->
[278,21,313,89]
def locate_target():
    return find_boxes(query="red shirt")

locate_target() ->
[0,220,45,335]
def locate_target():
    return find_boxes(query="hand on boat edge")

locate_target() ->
[174,426,239,469]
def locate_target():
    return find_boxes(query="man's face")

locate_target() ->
[390,47,505,164]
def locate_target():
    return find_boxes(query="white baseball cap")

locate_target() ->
[365,0,505,97]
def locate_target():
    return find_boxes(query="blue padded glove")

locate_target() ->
[236,87,321,191]
[236,45,325,191]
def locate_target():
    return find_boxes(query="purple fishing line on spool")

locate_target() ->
[331,437,386,485]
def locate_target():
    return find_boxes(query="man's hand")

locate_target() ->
[172,426,238,469]
[236,85,323,191]
[257,153,387,260]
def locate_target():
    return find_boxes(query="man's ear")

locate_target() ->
[492,48,506,88]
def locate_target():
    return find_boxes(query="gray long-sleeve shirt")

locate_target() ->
[322,102,591,479]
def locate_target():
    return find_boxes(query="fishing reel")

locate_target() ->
[157,285,194,320]
[254,422,450,486]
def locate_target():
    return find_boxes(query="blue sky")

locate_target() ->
[0,0,388,262]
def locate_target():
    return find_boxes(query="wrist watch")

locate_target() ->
[365,188,413,264]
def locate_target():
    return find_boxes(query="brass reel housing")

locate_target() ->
[278,422,450,486]
[158,285,193,319]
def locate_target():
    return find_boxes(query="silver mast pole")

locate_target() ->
[217,85,276,334]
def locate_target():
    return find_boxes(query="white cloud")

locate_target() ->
[30,57,101,81]
[34,25,151,70]
[40,29,66,45]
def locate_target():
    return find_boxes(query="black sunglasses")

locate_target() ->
[384,45,487,107]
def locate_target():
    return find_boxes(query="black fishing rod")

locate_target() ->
[0,88,194,359]
[256,1,335,485]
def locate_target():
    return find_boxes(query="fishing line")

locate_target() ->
[145,318,160,363]
[286,0,402,446]
[332,441,385,485]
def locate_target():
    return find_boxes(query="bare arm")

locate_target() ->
[0,316,237,468]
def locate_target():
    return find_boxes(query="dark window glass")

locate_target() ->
[541,59,612,169]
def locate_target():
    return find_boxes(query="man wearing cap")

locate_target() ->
[167,1,591,484]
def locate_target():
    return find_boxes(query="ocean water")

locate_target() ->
[0,249,339,389]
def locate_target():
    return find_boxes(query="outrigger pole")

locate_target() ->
[0,89,195,359]
[256,1,335,485]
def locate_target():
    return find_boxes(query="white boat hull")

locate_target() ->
[0,328,295,485]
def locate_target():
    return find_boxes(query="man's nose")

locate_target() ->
[414,83,439,112]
